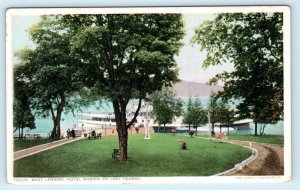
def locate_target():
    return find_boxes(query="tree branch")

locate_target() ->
[13,127,19,133]
[49,100,56,121]
[56,95,65,118]
[126,98,142,129]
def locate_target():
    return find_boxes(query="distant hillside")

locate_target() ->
[173,80,223,97]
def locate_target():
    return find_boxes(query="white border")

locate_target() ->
[283,6,292,182]
[6,10,14,185]
[6,6,291,184]
[5,6,291,15]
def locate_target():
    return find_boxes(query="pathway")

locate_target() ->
[14,137,84,161]
[189,135,284,176]
[227,140,284,176]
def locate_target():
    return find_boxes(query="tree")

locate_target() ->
[217,102,235,134]
[207,95,219,135]
[15,17,92,139]
[182,97,193,132]
[13,65,36,138]
[55,14,184,160]
[192,13,283,135]
[150,87,183,133]
[190,98,208,135]
[207,94,234,135]
[183,97,208,135]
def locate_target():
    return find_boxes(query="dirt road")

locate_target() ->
[227,140,284,176]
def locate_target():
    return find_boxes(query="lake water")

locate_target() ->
[24,98,284,136]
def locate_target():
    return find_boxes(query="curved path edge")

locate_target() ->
[179,135,283,176]
[214,141,258,176]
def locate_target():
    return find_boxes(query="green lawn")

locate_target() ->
[194,134,211,138]
[227,134,284,146]
[14,134,252,177]
[14,138,52,152]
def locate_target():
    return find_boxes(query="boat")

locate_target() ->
[75,102,155,136]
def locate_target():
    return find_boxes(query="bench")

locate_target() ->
[112,148,119,159]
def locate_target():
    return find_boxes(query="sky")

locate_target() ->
[11,14,233,84]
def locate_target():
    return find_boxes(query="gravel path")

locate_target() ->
[228,140,284,176]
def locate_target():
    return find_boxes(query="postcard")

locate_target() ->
[6,6,291,184]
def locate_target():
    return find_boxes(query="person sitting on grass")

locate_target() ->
[178,139,187,150]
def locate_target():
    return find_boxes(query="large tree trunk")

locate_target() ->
[56,113,62,138]
[51,118,58,139]
[113,100,128,161]
[113,99,142,161]
[51,115,62,139]
[21,127,24,138]
[50,96,65,139]
[117,126,128,161]
[50,100,57,139]
[254,121,258,136]
[51,112,62,139]
[56,96,65,138]
[18,128,20,139]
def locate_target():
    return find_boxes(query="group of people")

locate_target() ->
[67,129,76,139]
[88,130,102,139]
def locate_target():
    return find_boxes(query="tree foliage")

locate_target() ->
[55,14,185,160]
[150,87,183,132]
[182,97,193,131]
[192,13,283,135]
[13,65,35,137]
[15,16,93,139]
[217,101,235,134]
[207,94,234,135]
[207,95,219,134]
[182,97,208,135]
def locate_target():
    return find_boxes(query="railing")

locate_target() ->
[14,133,49,139]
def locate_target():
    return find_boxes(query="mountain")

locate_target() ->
[172,80,223,97]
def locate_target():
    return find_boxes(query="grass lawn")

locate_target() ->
[194,134,211,138]
[14,134,252,177]
[227,134,284,146]
[14,138,52,152]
